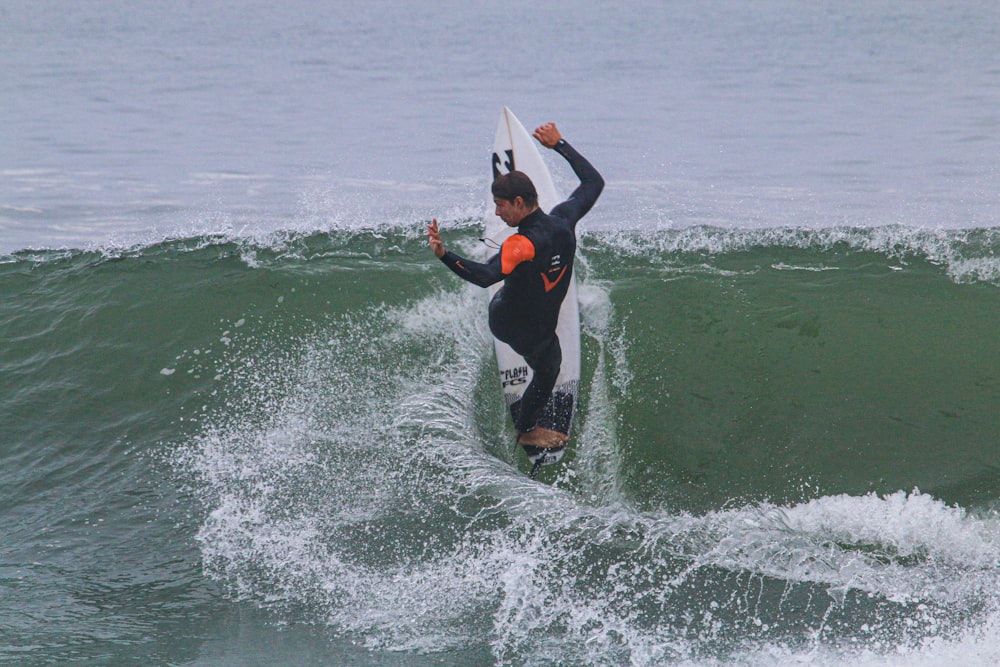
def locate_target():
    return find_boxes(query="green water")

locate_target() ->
[3,226,1000,665]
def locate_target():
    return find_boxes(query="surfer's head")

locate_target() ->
[492,170,537,208]
[492,171,538,226]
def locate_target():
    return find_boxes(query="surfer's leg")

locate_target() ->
[514,334,562,436]
[489,298,567,447]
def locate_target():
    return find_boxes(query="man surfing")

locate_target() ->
[426,121,604,460]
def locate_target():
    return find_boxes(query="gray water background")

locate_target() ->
[4,1,1000,254]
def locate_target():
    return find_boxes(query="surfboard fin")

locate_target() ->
[522,445,566,479]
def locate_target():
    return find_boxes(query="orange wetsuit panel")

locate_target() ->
[501,234,536,275]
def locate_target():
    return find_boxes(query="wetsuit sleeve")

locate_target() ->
[549,139,605,228]
[439,249,504,288]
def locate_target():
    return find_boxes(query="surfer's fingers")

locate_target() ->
[532,122,561,148]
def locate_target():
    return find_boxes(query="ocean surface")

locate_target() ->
[4,2,1000,665]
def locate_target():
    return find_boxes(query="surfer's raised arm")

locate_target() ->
[533,122,604,228]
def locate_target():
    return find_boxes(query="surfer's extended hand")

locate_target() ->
[426,218,445,258]
[533,122,563,149]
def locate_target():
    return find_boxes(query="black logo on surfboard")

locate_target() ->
[501,365,529,388]
[491,149,515,180]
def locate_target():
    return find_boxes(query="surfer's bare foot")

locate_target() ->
[517,427,569,448]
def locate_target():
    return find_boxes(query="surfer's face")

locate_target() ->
[494,196,530,227]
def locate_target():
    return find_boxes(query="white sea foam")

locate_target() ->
[573,278,628,505]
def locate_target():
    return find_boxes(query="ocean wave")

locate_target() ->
[167,268,1000,664]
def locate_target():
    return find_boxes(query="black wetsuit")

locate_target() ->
[439,139,604,433]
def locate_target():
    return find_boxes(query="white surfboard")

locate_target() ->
[486,107,581,439]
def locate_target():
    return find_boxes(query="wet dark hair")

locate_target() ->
[491,171,538,208]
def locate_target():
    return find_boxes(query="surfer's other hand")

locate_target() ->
[426,218,445,258]
[533,122,562,149]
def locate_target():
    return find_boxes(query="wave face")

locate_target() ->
[4,225,1000,665]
